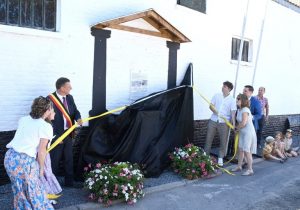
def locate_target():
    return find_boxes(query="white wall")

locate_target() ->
[0,0,299,131]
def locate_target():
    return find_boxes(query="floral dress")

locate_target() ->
[4,149,54,210]
[40,153,62,195]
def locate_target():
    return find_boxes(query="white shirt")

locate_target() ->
[210,93,237,123]
[56,91,68,130]
[6,116,53,158]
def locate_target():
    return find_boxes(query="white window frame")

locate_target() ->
[230,36,253,66]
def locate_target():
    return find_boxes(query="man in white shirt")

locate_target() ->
[204,81,237,166]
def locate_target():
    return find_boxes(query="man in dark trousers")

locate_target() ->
[48,77,82,187]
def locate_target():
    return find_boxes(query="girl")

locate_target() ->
[284,129,298,157]
[274,131,288,160]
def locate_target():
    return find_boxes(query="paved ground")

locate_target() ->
[1,136,299,210]
[60,157,300,210]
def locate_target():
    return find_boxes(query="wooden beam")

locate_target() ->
[94,11,151,29]
[143,16,177,41]
[95,24,173,40]
[148,11,190,42]
[92,9,191,43]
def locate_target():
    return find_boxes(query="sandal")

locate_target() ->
[231,166,242,172]
[242,169,254,176]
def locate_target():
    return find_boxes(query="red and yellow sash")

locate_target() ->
[48,94,73,128]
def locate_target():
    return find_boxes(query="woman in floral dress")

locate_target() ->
[4,96,55,209]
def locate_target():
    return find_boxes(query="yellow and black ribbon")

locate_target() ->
[49,94,73,128]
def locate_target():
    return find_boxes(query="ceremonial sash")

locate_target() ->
[49,94,73,128]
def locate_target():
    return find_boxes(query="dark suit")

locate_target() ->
[49,92,81,186]
[250,96,262,132]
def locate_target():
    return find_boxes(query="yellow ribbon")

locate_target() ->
[47,193,62,200]
[47,106,127,153]
[215,164,235,176]
[224,133,239,165]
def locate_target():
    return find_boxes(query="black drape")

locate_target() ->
[78,65,194,177]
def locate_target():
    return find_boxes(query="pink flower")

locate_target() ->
[84,167,88,172]
[127,200,134,205]
[114,184,118,191]
[96,163,101,168]
[97,197,103,203]
[88,193,95,200]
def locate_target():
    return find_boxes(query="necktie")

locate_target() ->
[62,97,70,128]
[62,97,69,112]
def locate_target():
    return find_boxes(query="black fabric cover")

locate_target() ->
[78,65,194,177]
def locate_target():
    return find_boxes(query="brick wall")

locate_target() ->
[0,131,15,185]
[193,114,300,149]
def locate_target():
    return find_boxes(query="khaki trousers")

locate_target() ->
[204,120,230,158]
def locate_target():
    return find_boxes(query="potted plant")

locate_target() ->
[84,161,145,206]
[169,144,216,180]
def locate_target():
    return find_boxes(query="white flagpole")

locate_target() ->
[233,0,250,98]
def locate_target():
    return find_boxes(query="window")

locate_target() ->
[0,0,56,31]
[231,37,252,62]
[177,0,206,14]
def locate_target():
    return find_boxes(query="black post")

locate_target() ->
[167,41,180,89]
[89,28,111,125]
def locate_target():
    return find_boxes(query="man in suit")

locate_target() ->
[243,85,262,146]
[48,77,82,187]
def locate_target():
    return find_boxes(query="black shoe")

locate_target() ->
[280,159,284,164]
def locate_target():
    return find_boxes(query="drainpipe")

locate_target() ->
[252,0,269,86]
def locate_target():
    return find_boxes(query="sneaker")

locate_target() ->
[241,169,254,176]
[218,158,223,166]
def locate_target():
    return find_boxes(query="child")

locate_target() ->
[40,115,63,204]
[263,136,285,163]
[284,129,298,157]
[274,131,288,159]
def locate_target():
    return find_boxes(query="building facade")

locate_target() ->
[0,0,300,183]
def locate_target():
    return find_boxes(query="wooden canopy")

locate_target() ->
[92,9,191,43]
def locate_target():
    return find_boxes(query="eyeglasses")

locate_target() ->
[236,98,241,100]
